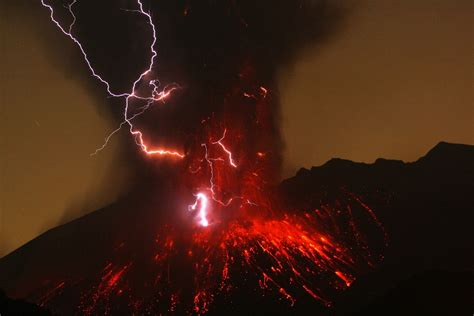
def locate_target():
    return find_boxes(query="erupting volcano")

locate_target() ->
[0,1,389,315]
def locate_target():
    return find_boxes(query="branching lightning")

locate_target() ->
[41,0,184,158]
[211,129,238,168]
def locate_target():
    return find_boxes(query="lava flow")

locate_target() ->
[33,0,387,315]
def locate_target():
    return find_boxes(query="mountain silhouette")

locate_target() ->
[0,289,51,316]
[1,142,472,315]
[280,141,473,315]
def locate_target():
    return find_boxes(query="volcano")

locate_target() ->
[0,142,472,315]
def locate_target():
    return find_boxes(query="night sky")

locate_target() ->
[0,0,472,257]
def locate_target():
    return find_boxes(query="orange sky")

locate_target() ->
[280,0,473,175]
[1,0,473,256]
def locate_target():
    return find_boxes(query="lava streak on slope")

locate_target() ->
[29,0,387,314]
[34,190,386,315]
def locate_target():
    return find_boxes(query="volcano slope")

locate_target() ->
[0,142,472,315]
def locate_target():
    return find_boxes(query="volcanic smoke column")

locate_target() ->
[31,1,387,315]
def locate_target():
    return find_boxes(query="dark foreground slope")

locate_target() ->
[0,289,50,315]
[1,142,472,315]
[281,142,473,315]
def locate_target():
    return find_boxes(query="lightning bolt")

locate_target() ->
[40,0,184,158]
[188,193,209,227]
[189,129,260,226]
[211,129,238,168]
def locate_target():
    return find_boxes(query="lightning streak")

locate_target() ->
[188,127,261,226]
[189,193,210,227]
[40,0,184,158]
[211,129,238,168]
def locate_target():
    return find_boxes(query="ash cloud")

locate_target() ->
[13,0,349,185]
[60,0,349,172]
[0,0,350,255]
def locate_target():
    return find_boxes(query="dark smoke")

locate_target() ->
[0,0,350,226]
[51,0,349,181]
[0,0,350,236]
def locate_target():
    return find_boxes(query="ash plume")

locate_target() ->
[1,2,381,315]
[55,0,349,180]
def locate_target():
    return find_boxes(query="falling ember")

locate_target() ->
[34,0,387,315]
[335,271,353,287]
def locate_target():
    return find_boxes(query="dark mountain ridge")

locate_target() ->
[281,142,473,315]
